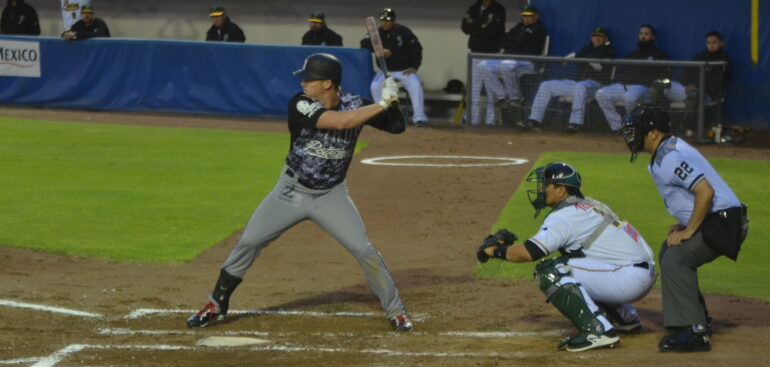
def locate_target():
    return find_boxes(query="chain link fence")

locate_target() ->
[465,53,728,142]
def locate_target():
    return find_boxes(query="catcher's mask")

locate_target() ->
[620,105,671,162]
[527,162,582,217]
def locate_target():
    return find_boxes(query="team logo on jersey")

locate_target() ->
[304,140,348,159]
[296,100,323,117]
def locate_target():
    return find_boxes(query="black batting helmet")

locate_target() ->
[293,53,342,86]
[620,105,671,162]
[380,8,396,21]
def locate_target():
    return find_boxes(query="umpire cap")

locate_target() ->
[293,53,342,86]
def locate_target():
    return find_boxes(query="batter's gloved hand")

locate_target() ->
[476,229,518,263]
[378,77,399,109]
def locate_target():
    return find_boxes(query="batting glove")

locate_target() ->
[378,77,399,109]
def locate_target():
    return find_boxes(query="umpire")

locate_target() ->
[621,106,749,352]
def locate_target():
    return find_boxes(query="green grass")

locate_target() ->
[475,151,770,300]
[0,117,369,263]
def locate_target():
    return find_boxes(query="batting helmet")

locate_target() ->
[293,53,342,86]
[380,8,396,21]
[620,105,671,162]
[526,162,583,217]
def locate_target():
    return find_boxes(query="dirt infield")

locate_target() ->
[1,107,769,366]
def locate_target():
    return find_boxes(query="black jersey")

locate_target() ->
[285,90,405,189]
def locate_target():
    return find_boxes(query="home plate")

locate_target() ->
[196,336,271,347]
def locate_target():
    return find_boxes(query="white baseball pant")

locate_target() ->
[595,84,651,131]
[529,79,602,126]
[370,70,428,123]
[469,59,535,125]
[558,257,656,330]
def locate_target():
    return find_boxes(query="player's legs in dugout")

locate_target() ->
[309,180,407,318]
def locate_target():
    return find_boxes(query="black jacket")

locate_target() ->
[502,20,547,55]
[1,0,39,35]
[206,18,245,42]
[616,41,670,85]
[573,42,615,82]
[302,26,342,46]
[461,0,506,53]
[66,18,110,40]
[684,48,732,100]
[360,24,422,72]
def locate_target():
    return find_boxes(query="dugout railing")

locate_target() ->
[467,52,728,142]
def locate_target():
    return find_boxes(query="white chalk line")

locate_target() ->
[441,330,570,338]
[0,357,40,365]
[0,299,102,318]
[98,327,565,339]
[11,328,567,367]
[250,344,547,359]
[28,344,195,367]
[22,342,545,367]
[361,155,529,167]
[124,308,428,321]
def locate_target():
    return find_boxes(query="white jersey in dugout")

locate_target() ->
[529,198,655,266]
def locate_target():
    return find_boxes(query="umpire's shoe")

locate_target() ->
[559,329,619,352]
[187,298,224,328]
[658,325,711,353]
[391,314,413,332]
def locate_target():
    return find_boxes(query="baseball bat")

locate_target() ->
[365,16,398,107]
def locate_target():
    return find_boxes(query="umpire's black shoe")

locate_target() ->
[658,325,711,353]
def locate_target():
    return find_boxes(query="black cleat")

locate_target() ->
[658,325,711,353]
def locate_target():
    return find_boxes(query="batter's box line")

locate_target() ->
[124,308,429,321]
[10,342,551,367]
[97,327,568,339]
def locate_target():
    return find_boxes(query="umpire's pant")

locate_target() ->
[659,230,721,328]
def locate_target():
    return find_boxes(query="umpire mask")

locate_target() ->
[621,105,671,162]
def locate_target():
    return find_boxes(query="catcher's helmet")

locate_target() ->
[293,53,342,86]
[620,105,671,162]
[526,162,582,217]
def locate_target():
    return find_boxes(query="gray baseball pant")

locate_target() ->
[220,167,407,319]
[659,230,721,327]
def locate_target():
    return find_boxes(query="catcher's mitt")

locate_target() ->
[476,229,518,263]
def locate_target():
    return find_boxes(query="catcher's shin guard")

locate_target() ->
[210,268,243,316]
[534,259,606,335]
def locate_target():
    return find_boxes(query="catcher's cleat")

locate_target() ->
[391,314,413,332]
[559,330,619,352]
[658,325,711,353]
[186,300,224,328]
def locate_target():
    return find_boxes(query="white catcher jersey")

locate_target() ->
[529,198,654,265]
[648,136,741,225]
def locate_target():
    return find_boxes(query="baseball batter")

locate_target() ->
[187,53,413,332]
[477,162,655,352]
[621,106,748,352]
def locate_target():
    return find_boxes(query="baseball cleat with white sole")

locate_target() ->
[559,329,620,352]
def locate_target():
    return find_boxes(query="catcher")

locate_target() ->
[477,162,656,352]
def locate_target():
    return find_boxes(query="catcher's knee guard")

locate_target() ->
[534,258,606,335]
